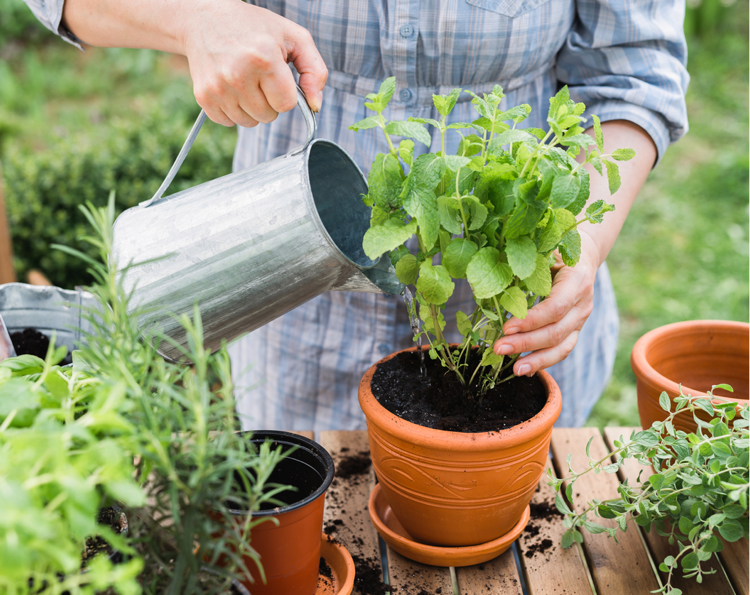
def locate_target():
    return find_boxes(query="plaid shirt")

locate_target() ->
[28,0,689,429]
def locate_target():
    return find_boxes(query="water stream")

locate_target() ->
[400,286,426,377]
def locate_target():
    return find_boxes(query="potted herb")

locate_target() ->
[352,78,634,547]
[631,320,749,433]
[550,386,749,595]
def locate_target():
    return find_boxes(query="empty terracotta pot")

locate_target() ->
[359,347,562,547]
[631,320,749,433]
[229,431,334,595]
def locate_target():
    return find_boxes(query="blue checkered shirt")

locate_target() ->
[28,0,689,429]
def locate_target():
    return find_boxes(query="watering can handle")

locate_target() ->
[141,85,318,208]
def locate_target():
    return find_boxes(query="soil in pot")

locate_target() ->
[10,327,72,365]
[371,349,547,432]
[81,506,128,567]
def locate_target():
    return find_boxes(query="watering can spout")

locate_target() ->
[332,256,404,295]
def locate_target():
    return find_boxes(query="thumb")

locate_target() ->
[286,28,328,112]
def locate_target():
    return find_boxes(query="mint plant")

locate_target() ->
[350,77,634,395]
[550,386,749,595]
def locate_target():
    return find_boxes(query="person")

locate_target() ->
[25,0,688,430]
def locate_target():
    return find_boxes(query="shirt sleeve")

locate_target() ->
[22,0,84,50]
[556,0,690,165]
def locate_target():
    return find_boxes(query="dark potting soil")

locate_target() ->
[371,350,547,432]
[335,451,371,480]
[10,327,72,365]
[350,553,388,595]
[318,556,333,582]
[523,498,563,559]
[81,507,128,567]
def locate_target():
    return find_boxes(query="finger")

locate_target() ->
[285,27,328,111]
[258,63,299,115]
[512,331,580,376]
[222,101,261,128]
[235,82,279,124]
[494,306,585,356]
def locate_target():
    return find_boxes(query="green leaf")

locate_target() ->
[456,311,473,335]
[349,115,381,131]
[555,492,573,515]
[591,114,604,153]
[611,148,635,161]
[604,159,622,194]
[504,183,546,239]
[464,196,488,230]
[500,286,528,319]
[402,154,446,249]
[489,129,537,152]
[585,199,616,224]
[368,153,404,211]
[550,174,580,209]
[437,196,464,235]
[443,239,478,279]
[497,104,531,123]
[371,206,389,226]
[443,155,472,172]
[398,139,415,166]
[559,229,581,266]
[466,248,513,299]
[479,348,504,367]
[523,254,552,297]
[659,392,671,412]
[561,529,575,549]
[385,121,432,147]
[583,520,608,534]
[506,236,537,279]
[362,218,417,259]
[567,169,590,216]
[433,88,462,117]
[416,262,455,305]
[395,254,419,285]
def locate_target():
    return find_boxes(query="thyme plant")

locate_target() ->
[350,78,634,396]
[550,387,749,595]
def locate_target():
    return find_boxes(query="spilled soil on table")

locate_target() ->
[371,350,547,432]
[522,496,563,560]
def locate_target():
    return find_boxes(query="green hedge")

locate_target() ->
[3,110,235,288]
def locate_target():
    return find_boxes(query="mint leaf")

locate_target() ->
[463,196,488,230]
[523,254,552,297]
[591,114,604,153]
[443,155,472,172]
[385,121,432,147]
[395,254,419,285]
[506,236,537,279]
[349,116,381,131]
[456,311,473,335]
[368,153,404,211]
[402,154,446,249]
[659,392,672,412]
[472,117,510,134]
[567,169,590,216]
[443,238,478,279]
[364,77,396,113]
[479,349,504,367]
[437,196,464,235]
[488,129,537,152]
[362,218,417,259]
[612,148,635,161]
[398,139,414,166]
[559,229,581,266]
[497,104,531,123]
[585,199,615,224]
[371,206,388,226]
[550,174,580,209]
[604,159,621,194]
[466,247,513,299]
[500,286,528,319]
[416,262,455,304]
[433,88,462,117]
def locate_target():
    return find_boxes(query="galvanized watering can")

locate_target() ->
[113,88,403,361]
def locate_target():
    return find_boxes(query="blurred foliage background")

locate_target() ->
[0,0,747,426]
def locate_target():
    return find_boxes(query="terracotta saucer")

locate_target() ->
[316,533,355,595]
[368,484,530,567]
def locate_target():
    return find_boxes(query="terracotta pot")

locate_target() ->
[228,431,334,595]
[358,347,562,547]
[632,320,749,433]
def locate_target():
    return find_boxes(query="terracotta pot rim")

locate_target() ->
[631,320,749,403]
[228,430,334,517]
[359,346,562,451]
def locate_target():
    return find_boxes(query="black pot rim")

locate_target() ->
[228,430,334,517]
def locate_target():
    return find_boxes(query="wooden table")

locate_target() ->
[299,428,749,595]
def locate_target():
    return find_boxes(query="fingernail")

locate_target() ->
[504,327,519,336]
[517,364,531,376]
[495,343,513,355]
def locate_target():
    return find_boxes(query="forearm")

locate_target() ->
[61,0,239,54]
[580,120,657,267]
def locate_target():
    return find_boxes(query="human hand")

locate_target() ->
[180,0,328,127]
[492,230,602,377]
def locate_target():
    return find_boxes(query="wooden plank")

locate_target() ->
[291,431,314,440]
[0,165,16,284]
[456,550,523,594]
[319,430,384,595]
[516,459,593,594]
[719,537,749,595]
[550,428,660,595]
[385,548,454,594]
[603,427,734,595]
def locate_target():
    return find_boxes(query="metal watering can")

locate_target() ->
[113,88,403,362]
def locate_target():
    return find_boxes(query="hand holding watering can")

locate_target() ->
[113,88,403,362]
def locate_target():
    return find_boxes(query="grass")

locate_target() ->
[1,5,747,428]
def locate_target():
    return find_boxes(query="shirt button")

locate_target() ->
[399,88,412,102]
[400,24,414,38]
[378,343,392,355]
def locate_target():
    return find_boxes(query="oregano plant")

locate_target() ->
[550,386,749,595]
[350,77,635,395]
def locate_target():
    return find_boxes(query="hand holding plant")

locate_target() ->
[350,78,635,396]
[550,386,749,595]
